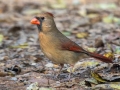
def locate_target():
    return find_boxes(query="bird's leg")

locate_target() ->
[57,64,64,76]
[60,65,74,82]
[54,64,64,79]
[67,65,74,80]
[59,64,64,74]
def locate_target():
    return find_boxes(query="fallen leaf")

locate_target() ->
[76,32,89,38]
[95,3,117,9]
[88,14,101,24]
[4,65,21,75]
[22,9,40,15]
[26,82,39,90]
[85,78,98,85]
[91,71,108,83]
[0,72,8,77]
[115,47,120,54]
[45,63,54,68]
[113,17,120,23]
[62,31,71,36]
[86,47,96,52]
[93,83,120,90]
[0,34,4,43]
[104,52,114,59]
[39,87,55,90]
[10,43,28,48]
[50,0,66,9]
[78,9,87,17]
[110,84,120,89]
[72,60,99,72]
[102,15,113,24]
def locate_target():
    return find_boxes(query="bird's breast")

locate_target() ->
[39,32,58,59]
[39,32,57,47]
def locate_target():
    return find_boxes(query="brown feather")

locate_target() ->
[61,41,113,63]
[85,51,113,63]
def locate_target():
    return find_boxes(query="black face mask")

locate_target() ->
[36,17,45,32]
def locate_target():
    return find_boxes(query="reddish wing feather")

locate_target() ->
[61,41,84,52]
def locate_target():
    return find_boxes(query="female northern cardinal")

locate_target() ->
[31,12,112,71]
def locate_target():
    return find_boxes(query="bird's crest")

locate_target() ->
[46,12,54,17]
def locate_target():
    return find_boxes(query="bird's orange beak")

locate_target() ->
[31,18,40,25]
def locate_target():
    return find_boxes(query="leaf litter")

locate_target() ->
[0,0,120,90]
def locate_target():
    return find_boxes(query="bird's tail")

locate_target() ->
[84,51,113,63]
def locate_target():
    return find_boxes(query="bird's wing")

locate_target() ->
[61,41,85,52]
[61,41,113,63]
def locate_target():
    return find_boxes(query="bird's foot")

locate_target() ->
[53,72,72,81]
[54,73,60,80]
[58,73,73,82]
[53,73,68,80]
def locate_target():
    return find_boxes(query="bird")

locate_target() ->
[30,12,113,74]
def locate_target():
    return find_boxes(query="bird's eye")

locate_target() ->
[41,17,45,20]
